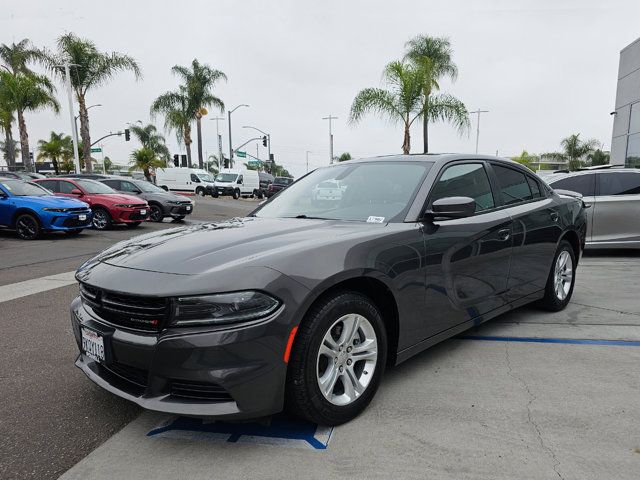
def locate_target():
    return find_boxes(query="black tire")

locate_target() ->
[149,204,164,222]
[64,229,83,236]
[126,222,142,228]
[15,213,41,240]
[196,187,205,197]
[233,189,240,200]
[538,240,576,311]
[92,208,112,230]
[286,291,387,426]
[257,190,264,200]
[212,190,219,198]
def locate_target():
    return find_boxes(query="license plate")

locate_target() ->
[78,214,87,221]
[140,209,147,215]
[186,206,191,211]
[81,328,105,362]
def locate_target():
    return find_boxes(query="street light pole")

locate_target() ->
[228,104,249,170]
[322,115,337,164]
[242,125,271,161]
[470,109,489,154]
[306,150,312,173]
[211,116,224,171]
[75,104,102,141]
[59,63,81,173]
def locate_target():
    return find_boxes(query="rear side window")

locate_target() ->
[102,180,120,189]
[492,165,532,205]
[527,177,542,198]
[37,180,58,192]
[597,172,640,196]
[430,163,495,212]
[550,174,595,196]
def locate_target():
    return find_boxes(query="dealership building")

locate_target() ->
[611,37,640,167]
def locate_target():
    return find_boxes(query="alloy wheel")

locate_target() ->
[93,210,108,230]
[554,250,573,301]
[16,216,38,239]
[150,205,163,222]
[316,313,378,406]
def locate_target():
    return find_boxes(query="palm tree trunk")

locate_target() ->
[184,125,192,168]
[52,157,59,175]
[3,124,16,169]
[77,94,93,172]
[423,97,429,154]
[402,122,411,155]
[16,109,31,171]
[196,115,204,170]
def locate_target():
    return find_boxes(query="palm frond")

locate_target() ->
[426,93,470,134]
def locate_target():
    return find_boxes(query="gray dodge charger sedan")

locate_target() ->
[71,154,586,425]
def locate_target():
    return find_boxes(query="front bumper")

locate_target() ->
[44,210,93,230]
[165,203,193,217]
[70,295,289,419]
[113,207,150,223]
[213,186,235,196]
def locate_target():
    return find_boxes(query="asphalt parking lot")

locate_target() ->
[1,199,639,480]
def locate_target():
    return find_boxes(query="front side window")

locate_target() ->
[597,172,640,196]
[430,163,495,212]
[550,174,595,196]
[37,180,58,192]
[58,181,78,194]
[255,161,432,222]
[121,181,139,192]
[492,165,532,205]
[102,180,120,190]
[190,174,201,183]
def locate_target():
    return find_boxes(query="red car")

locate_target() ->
[34,178,150,230]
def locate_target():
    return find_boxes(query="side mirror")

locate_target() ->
[133,189,142,194]
[70,188,83,196]
[425,196,476,220]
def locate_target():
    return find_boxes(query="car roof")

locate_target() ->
[546,168,640,182]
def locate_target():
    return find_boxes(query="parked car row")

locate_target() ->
[0,175,194,240]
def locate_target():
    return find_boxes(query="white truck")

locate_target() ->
[213,169,262,199]
[155,168,216,196]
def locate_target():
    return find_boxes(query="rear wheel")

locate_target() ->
[287,292,387,425]
[538,240,576,311]
[15,213,41,240]
[92,208,112,230]
[126,222,142,228]
[149,204,164,222]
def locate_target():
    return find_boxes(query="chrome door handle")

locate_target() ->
[550,212,559,222]
[498,228,511,241]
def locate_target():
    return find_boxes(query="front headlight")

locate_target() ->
[114,204,137,208]
[171,291,280,327]
[43,208,67,212]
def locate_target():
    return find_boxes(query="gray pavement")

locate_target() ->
[1,203,639,479]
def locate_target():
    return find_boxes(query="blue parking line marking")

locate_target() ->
[147,414,334,450]
[458,335,640,347]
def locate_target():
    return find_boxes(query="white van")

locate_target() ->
[156,168,216,196]
[213,169,262,199]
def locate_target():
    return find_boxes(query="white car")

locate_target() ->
[312,180,343,202]
[213,169,261,199]
[155,168,216,196]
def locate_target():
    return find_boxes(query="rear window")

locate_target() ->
[275,177,293,185]
[597,172,640,196]
[550,174,595,196]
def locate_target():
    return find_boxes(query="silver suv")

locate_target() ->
[547,168,640,248]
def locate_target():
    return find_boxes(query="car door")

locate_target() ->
[548,173,595,242]
[422,161,513,334]
[489,163,561,299]
[592,171,640,245]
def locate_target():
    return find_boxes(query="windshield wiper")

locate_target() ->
[290,214,332,220]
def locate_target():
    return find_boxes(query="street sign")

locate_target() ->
[247,160,262,167]
[236,151,247,158]
[90,147,102,153]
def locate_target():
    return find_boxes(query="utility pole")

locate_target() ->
[306,150,311,173]
[322,115,337,164]
[211,116,224,170]
[470,109,489,154]
[60,63,81,173]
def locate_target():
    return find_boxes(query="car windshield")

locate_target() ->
[75,179,117,194]
[255,161,432,222]
[275,177,293,185]
[198,173,214,182]
[134,181,165,193]
[0,180,51,197]
[216,173,238,182]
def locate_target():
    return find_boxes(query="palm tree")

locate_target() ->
[511,150,538,171]
[129,147,166,181]
[0,106,17,168]
[350,60,424,154]
[542,134,599,171]
[151,86,193,166]
[405,35,469,153]
[587,149,610,166]
[129,123,170,161]
[335,152,352,162]
[0,71,60,171]
[207,153,220,174]
[37,131,70,174]
[0,39,46,75]
[47,33,141,172]
[171,59,226,169]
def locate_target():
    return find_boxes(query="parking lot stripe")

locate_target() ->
[459,335,640,347]
[0,270,76,303]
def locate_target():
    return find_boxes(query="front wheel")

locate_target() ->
[286,292,387,426]
[233,189,240,200]
[92,209,112,230]
[15,213,41,240]
[149,204,164,222]
[538,240,576,311]
[196,187,205,197]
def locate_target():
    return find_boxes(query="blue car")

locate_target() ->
[0,179,93,240]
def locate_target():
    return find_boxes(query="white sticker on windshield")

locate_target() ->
[367,216,385,223]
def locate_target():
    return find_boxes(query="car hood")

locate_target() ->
[92,217,385,275]
[141,191,191,202]
[19,195,88,208]
[94,193,146,204]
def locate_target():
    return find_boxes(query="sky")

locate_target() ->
[2,0,639,178]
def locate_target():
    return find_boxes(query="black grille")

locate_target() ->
[171,380,233,402]
[63,217,89,227]
[103,362,149,387]
[80,283,169,331]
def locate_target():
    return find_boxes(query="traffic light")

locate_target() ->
[173,154,179,167]
[262,135,267,147]
[124,128,130,141]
